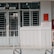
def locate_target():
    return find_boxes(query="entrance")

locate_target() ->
[0,10,20,46]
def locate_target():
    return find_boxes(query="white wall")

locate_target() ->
[20,1,52,49]
[40,1,52,49]
[0,1,51,49]
[40,1,51,22]
[20,26,41,49]
[0,1,52,54]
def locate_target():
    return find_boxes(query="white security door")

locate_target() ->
[0,11,20,46]
[9,12,20,46]
[0,3,20,46]
[0,12,9,46]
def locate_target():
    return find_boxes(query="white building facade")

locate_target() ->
[0,0,53,54]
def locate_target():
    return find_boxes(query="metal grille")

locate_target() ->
[21,11,39,26]
[0,12,6,36]
[23,11,29,26]
[32,11,39,26]
[9,12,18,36]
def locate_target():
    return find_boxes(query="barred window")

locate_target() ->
[23,11,29,26]
[32,11,39,26]
[20,2,40,27]
[20,11,39,27]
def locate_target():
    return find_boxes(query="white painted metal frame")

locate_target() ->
[21,9,40,27]
[0,2,40,48]
[0,10,20,48]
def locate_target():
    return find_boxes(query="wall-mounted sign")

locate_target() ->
[43,14,48,21]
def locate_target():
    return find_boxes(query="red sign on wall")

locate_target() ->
[43,14,48,21]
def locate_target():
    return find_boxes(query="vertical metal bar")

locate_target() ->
[2,30,4,37]
[39,10,40,25]
[29,10,31,26]
[22,11,24,26]
[18,9,21,54]
[18,11,20,46]
[32,11,33,26]
[5,12,10,45]
[19,3,20,10]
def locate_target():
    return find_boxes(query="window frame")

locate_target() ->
[20,2,40,9]
[20,9,40,27]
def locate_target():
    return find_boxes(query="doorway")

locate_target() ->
[0,11,20,46]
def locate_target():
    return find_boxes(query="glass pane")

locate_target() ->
[20,2,40,9]
[9,3,18,9]
[0,3,6,7]
[0,3,18,9]
[20,3,29,9]
[9,12,18,36]
[29,2,40,9]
